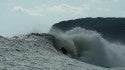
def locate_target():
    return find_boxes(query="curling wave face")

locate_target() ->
[50,27,125,68]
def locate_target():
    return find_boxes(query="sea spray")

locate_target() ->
[50,27,125,68]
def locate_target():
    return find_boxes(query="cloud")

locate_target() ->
[11,4,89,16]
[44,4,89,14]
[11,6,42,16]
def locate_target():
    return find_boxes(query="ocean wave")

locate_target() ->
[50,27,125,68]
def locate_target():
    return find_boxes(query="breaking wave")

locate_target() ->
[50,27,125,68]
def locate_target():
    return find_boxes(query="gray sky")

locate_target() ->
[0,0,125,37]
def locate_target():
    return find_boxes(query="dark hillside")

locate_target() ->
[51,17,125,42]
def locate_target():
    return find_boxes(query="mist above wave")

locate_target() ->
[50,27,125,68]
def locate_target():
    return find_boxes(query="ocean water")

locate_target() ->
[50,27,125,68]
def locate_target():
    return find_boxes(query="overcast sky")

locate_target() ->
[0,0,125,37]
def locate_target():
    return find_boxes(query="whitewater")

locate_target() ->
[0,33,112,70]
[50,27,125,68]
